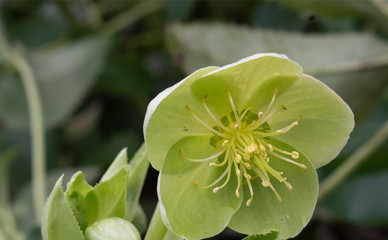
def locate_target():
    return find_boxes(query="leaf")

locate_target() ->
[86,167,128,225]
[125,143,149,221]
[167,23,388,120]
[242,231,278,240]
[13,165,100,233]
[320,170,388,225]
[0,35,110,130]
[41,176,85,240]
[101,147,129,182]
[278,0,388,29]
[65,172,94,231]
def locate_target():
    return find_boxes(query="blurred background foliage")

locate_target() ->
[0,0,388,239]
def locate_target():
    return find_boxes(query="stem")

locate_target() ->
[144,202,184,240]
[10,48,46,224]
[102,1,162,36]
[145,202,168,240]
[368,0,388,21]
[319,117,388,201]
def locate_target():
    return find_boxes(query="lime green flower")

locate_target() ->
[144,53,354,239]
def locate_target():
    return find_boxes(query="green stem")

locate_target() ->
[319,117,388,201]
[368,0,388,21]
[10,48,46,224]
[145,202,168,240]
[144,202,184,240]
[102,1,162,36]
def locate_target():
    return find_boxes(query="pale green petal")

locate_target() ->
[228,140,318,239]
[85,217,141,240]
[268,74,354,168]
[190,54,303,118]
[158,136,242,239]
[144,67,218,170]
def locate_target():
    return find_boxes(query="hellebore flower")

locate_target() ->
[144,53,354,239]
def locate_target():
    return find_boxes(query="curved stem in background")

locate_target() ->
[319,117,388,201]
[368,0,388,21]
[10,48,46,224]
[102,1,162,36]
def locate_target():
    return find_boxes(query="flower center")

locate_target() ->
[180,89,306,206]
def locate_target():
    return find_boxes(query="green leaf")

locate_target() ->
[159,136,242,239]
[125,143,150,221]
[84,217,141,240]
[101,147,129,182]
[65,172,94,231]
[131,204,147,234]
[144,66,218,170]
[320,170,388,225]
[41,176,85,240]
[0,36,110,130]
[242,231,278,240]
[278,0,388,29]
[228,140,318,239]
[13,165,100,233]
[86,167,128,225]
[167,23,388,120]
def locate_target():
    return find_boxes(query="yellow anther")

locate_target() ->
[262,180,270,187]
[268,144,273,152]
[285,182,293,190]
[209,163,216,167]
[235,154,241,163]
[266,157,270,163]
[234,124,239,130]
[299,163,307,169]
[222,140,229,147]
[276,130,284,134]
[235,190,240,198]
[246,199,252,207]
[245,144,258,153]
[259,144,266,152]
[213,187,220,193]
[291,151,299,159]
[236,168,241,176]
[244,172,252,180]
[258,112,263,118]
[292,121,298,127]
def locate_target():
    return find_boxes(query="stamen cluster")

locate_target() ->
[181,89,306,206]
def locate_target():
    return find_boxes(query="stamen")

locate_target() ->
[268,151,306,169]
[269,183,282,201]
[210,147,230,167]
[227,89,240,124]
[186,105,230,138]
[234,165,242,198]
[202,97,230,132]
[180,148,226,162]
[252,120,298,137]
[261,141,300,159]
[213,159,233,193]
[195,164,229,190]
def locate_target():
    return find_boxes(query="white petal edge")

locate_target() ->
[202,53,291,78]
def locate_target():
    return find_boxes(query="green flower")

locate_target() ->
[144,53,354,239]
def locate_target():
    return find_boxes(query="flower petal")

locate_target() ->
[190,54,303,118]
[158,136,242,239]
[144,66,218,170]
[268,74,354,168]
[228,139,318,239]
